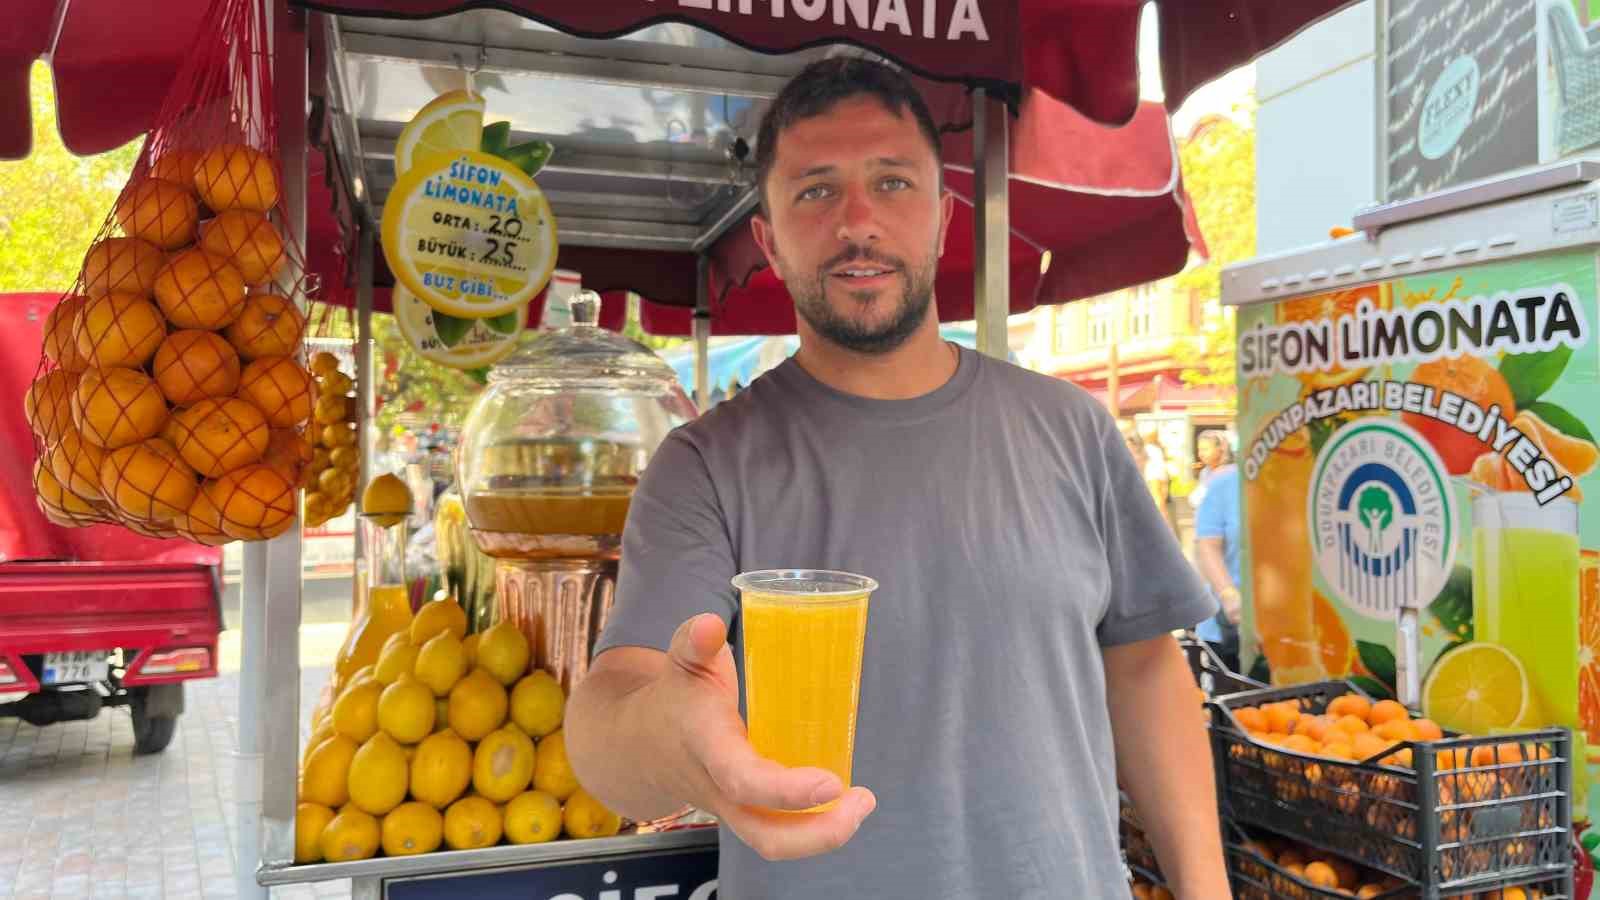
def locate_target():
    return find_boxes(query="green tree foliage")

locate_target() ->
[1173,97,1256,388]
[0,63,141,291]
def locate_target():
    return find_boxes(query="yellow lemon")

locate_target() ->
[310,351,342,378]
[443,795,502,851]
[510,670,566,739]
[562,788,622,839]
[502,790,562,845]
[378,674,436,744]
[472,725,536,803]
[394,90,485,174]
[331,679,383,743]
[318,807,380,862]
[300,735,358,808]
[381,801,445,857]
[415,632,469,697]
[410,729,473,809]
[295,802,336,863]
[533,729,580,801]
[347,733,409,816]
[1422,641,1531,735]
[362,472,412,527]
[410,597,468,645]
[449,668,509,741]
[375,639,421,685]
[476,620,531,686]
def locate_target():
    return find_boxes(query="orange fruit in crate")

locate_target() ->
[194,144,280,213]
[174,486,232,546]
[262,429,313,487]
[153,249,247,330]
[166,397,270,478]
[205,463,297,540]
[152,330,241,406]
[99,438,199,523]
[1367,699,1409,726]
[1403,355,1516,475]
[47,428,107,501]
[73,292,167,369]
[1264,703,1299,734]
[1327,694,1372,721]
[1411,718,1444,740]
[200,211,287,286]
[73,367,168,450]
[150,150,204,187]
[225,293,305,359]
[33,459,106,526]
[42,295,90,372]
[25,369,80,445]
[238,356,313,428]
[114,178,198,249]
[82,237,165,298]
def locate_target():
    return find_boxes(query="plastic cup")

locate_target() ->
[732,569,876,811]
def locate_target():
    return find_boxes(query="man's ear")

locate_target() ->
[937,188,955,258]
[750,214,785,282]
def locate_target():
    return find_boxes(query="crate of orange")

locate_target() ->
[1209,681,1573,895]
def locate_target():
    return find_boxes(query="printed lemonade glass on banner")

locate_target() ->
[1245,428,1327,686]
[26,0,313,544]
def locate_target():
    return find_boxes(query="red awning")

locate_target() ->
[289,0,1352,126]
[0,294,223,564]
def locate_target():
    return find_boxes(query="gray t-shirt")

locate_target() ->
[595,346,1214,899]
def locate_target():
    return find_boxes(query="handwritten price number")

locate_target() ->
[483,214,522,266]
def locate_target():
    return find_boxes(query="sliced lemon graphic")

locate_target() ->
[380,149,558,319]
[392,284,523,370]
[395,90,486,175]
[1422,641,1530,735]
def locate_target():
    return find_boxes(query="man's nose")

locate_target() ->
[835,185,881,244]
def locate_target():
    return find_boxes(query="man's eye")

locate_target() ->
[881,177,911,191]
[798,185,833,202]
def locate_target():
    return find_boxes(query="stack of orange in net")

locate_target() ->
[26,143,314,544]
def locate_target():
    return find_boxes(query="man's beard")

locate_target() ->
[782,243,937,355]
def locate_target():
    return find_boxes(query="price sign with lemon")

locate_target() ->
[381,92,558,336]
[392,284,522,369]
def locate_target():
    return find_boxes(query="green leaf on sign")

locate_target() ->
[1427,565,1474,644]
[1357,640,1397,692]
[485,310,520,336]
[481,121,512,157]
[431,311,472,348]
[1499,346,1573,410]
[504,140,554,177]
[1349,676,1393,701]
[1308,414,1344,456]
[1523,400,1598,445]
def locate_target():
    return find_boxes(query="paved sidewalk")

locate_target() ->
[0,626,354,900]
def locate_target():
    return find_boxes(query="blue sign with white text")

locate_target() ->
[385,847,718,900]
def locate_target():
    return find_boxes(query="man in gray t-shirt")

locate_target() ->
[566,58,1228,899]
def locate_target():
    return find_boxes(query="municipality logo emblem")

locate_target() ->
[1309,419,1456,619]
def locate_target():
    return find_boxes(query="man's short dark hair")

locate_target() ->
[754,57,943,215]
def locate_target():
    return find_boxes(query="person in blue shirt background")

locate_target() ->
[1193,432,1242,670]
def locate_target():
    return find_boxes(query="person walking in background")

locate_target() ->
[1188,430,1233,511]
[1193,446,1242,671]
[1140,424,1173,531]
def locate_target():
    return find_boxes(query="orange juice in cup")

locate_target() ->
[734,569,875,810]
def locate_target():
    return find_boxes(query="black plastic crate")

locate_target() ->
[1210,681,1573,896]
[1119,791,1164,886]
[1178,632,1266,698]
[1225,821,1411,899]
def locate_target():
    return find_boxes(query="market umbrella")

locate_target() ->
[285,0,1353,126]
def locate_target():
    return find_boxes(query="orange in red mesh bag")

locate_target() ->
[28,0,316,544]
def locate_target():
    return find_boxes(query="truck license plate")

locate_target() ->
[42,651,109,685]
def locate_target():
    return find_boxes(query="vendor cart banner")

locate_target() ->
[384,845,717,900]
[1233,250,1600,845]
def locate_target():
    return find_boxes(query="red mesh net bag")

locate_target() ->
[28,0,314,545]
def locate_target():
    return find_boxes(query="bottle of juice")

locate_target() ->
[1245,429,1328,685]
[334,475,415,686]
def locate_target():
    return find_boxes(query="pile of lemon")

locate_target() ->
[295,596,621,863]
[27,144,313,542]
[303,352,360,527]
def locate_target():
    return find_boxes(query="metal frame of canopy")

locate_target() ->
[247,2,1012,895]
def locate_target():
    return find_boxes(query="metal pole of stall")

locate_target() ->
[355,220,375,559]
[973,88,1010,361]
[236,543,267,900]
[256,0,309,878]
[694,256,711,411]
